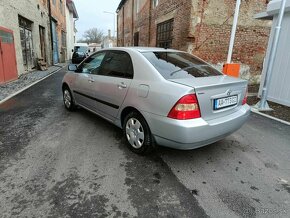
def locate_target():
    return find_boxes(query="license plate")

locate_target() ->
[214,95,238,110]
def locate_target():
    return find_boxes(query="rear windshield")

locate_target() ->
[142,52,222,79]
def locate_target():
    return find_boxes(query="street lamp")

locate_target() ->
[103,11,116,38]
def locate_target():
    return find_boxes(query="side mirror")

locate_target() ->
[71,49,74,52]
[68,64,77,71]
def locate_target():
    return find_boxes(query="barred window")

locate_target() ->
[156,19,174,48]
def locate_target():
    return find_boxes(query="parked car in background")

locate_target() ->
[71,51,86,64]
[62,47,250,154]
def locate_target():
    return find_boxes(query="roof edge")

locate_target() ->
[116,0,127,13]
[67,0,79,18]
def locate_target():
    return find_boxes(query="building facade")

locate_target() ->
[66,0,78,60]
[116,0,271,83]
[50,0,67,64]
[0,0,77,83]
[0,0,52,75]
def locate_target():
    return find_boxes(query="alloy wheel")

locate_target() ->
[63,89,72,108]
[125,118,145,149]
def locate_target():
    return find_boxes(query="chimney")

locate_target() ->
[108,29,111,39]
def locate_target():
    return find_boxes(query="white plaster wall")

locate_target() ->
[0,0,51,75]
[65,6,75,60]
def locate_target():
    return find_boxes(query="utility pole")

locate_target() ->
[223,0,241,78]
[227,0,241,63]
[256,0,287,111]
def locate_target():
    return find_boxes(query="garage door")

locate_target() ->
[0,26,18,84]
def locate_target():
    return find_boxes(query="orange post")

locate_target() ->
[223,63,240,78]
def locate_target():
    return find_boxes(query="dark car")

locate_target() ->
[71,51,87,64]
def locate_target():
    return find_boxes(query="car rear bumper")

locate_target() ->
[142,104,251,150]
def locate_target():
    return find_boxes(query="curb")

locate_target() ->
[0,67,63,105]
[251,107,290,126]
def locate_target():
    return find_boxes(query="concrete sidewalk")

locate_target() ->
[0,64,66,102]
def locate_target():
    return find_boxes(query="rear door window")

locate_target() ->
[99,51,133,79]
[142,52,222,79]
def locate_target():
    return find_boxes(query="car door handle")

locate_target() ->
[88,78,95,83]
[118,82,127,89]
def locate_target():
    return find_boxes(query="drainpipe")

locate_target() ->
[132,0,134,46]
[48,0,53,63]
[256,0,287,111]
[148,0,152,46]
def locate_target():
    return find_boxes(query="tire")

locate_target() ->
[123,111,154,155]
[63,86,76,111]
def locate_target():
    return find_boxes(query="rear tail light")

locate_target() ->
[242,88,248,105]
[168,94,201,120]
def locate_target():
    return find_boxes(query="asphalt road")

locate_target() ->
[0,68,289,218]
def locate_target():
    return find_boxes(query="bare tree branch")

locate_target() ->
[78,28,104,44]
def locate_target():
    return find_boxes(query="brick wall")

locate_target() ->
[50,0,67,62]
[191,0,271,83]
[116,0,271,83]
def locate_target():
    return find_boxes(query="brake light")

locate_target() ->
[242,88,248,105]
[168,94,201,120]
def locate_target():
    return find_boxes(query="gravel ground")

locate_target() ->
[247,84,290,123]
[248,96,290,123]
[0,64,66,102]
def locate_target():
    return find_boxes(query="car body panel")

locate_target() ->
[169,76,247,121]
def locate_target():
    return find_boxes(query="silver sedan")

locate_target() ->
[62,47,250,154]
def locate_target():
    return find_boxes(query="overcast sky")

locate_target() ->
[74,0,120,40]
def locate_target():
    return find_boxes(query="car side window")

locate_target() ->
[99,51,133,79]
[77,52,106,74]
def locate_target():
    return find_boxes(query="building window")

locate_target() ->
[61,31,66,47]
[152,0,159,8]
[19,16,35,68]
[156,19,174,48]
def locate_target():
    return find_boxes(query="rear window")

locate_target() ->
[142,52,222,79]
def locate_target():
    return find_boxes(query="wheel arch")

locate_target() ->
[62,82,70,91]
[120,106,147,128]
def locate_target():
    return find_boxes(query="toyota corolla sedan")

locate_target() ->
[62,47,250,154]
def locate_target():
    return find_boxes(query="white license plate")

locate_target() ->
[214,95,238,110]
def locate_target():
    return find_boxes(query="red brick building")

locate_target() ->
[116,0,271,83]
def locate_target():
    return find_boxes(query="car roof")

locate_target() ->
[102,47,180,53]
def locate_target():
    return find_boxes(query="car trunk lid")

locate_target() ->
[169,75,247,121]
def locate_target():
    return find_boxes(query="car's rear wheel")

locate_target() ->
[123,111,154,155]
[63,87,75,111]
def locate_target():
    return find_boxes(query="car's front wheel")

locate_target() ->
[63,87,75,111]
[123,111,154,155]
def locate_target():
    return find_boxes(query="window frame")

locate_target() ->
[156,18,174,48]
[98,50,134,79]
